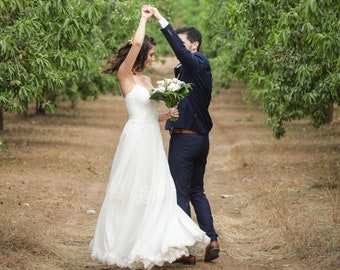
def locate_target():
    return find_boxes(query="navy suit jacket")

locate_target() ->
[162,24,213,136]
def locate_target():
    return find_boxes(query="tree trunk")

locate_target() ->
[22,101,28,117]
[17,102,29,119]
[0,106,3,131]
[326,101,334,124]
[35,102,46,115]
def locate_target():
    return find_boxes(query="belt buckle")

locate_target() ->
[170,128,179,135]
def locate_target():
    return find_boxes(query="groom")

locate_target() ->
[152,7,220,265]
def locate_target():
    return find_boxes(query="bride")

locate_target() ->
[89,5,210,270]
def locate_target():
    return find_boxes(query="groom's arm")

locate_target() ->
[152,8,197,69]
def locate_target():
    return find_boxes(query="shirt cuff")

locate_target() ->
[158,17,169,29]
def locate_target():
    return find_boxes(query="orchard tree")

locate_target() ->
[0,0,100,129]
[0,0,174,131]
[202,0,340,138]
[2,2,87,104]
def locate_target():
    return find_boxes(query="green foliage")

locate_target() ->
[202,0,340,138]
[4,0,338,140]
[171,0,212,55]
[0,0,175,131]
[1,0,100,115]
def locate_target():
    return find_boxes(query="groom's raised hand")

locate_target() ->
[151,6,162,21]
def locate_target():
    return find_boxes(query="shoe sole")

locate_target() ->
[204,246,220,262]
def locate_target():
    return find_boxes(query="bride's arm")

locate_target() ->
[117,6,153,95]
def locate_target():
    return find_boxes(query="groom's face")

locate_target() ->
[178,34,199,53]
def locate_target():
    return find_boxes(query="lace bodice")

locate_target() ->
[125,84,158,122]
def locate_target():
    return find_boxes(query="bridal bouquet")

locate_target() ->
[150,78,191,121]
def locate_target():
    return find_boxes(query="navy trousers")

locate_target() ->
[168,133,218,241]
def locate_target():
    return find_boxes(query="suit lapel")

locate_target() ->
[175,63,182,78]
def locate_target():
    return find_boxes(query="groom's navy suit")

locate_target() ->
[161,24,218,242]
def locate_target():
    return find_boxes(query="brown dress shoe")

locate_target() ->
[204,240,220,262]
[174,255,196,265]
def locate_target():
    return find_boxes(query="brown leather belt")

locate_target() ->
[169,128,198,135]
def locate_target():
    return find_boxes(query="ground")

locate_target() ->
[0,57,339,270]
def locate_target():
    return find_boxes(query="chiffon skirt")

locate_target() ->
[90,109,210,269]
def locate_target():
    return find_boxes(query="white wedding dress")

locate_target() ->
[90,84,210,269]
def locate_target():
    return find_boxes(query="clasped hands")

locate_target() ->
[141,5,161,20]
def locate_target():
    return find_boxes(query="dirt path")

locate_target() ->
[0,58,339,270]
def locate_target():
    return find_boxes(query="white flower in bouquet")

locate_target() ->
[150,78,192,121]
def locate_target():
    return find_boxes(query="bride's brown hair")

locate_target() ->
[101,35,156,74]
